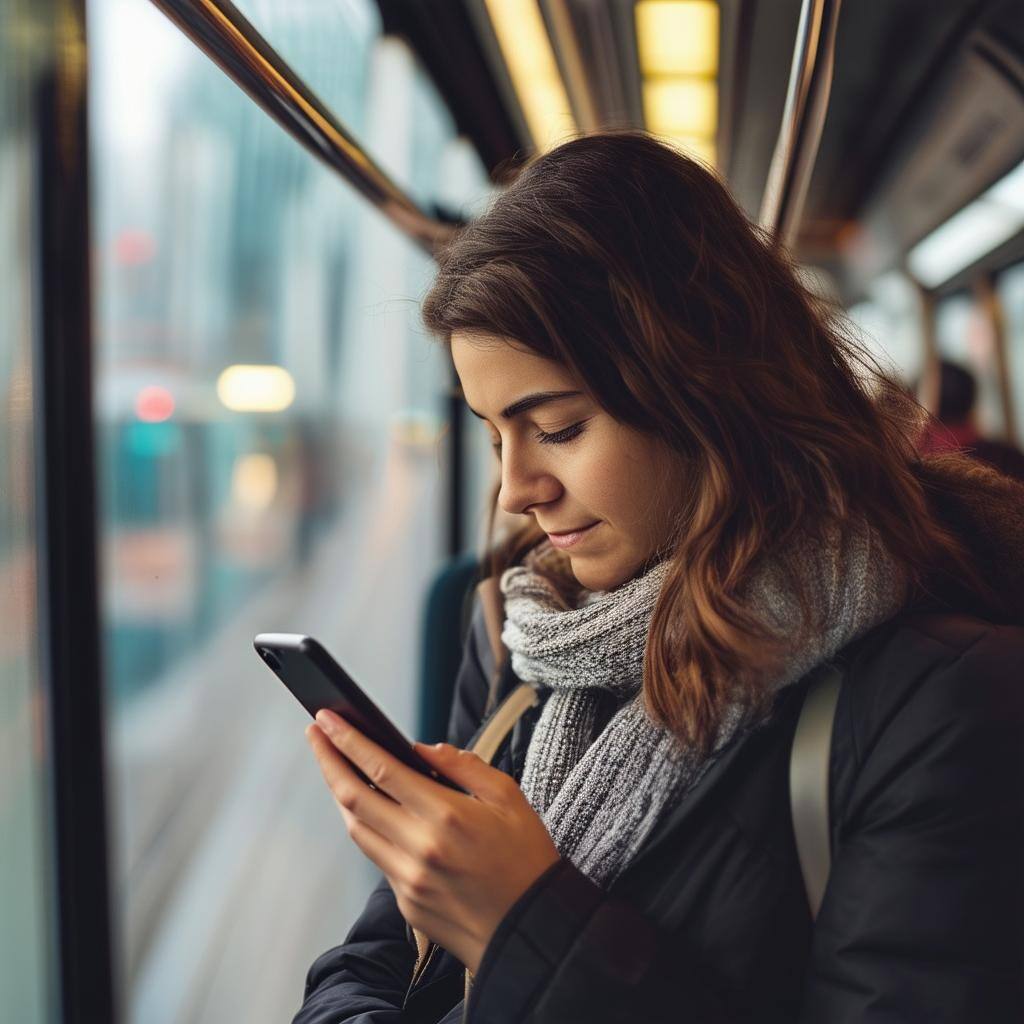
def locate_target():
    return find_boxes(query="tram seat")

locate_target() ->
[417,551,484,743]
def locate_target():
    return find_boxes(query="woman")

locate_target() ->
[295,131,1024,1023]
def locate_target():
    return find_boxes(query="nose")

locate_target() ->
[497,443,562,516]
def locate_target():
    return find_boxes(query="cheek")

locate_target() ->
[570,427,680,536]
[572,449,630,515]
[580,452,653,526]
[613,451,680,534]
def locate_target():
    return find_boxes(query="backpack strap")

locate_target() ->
[411,679,538,1004]
[453,580,841,991]
[789,661,843,920]
[409,580,534,1005]
[476,574,843,921]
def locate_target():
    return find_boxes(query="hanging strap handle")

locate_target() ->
[789,662,843,920]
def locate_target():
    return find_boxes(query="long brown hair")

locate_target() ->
[421,129,1008,756]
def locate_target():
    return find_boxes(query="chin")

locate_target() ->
[571,558,631,594]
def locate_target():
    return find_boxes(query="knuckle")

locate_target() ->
[436,806,460,831]
[336,787,360,813]
[405,865,433,898]
[419,838,448,870]
[366,757,390,789]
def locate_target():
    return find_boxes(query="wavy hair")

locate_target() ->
[421,130,1008,755]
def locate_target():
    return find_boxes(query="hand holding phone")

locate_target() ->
[254,632,467,795]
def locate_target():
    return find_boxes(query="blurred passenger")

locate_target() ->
[920,358,1024,482]
[297,131,1024,1024]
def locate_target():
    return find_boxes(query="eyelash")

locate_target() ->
[490,421,588,455]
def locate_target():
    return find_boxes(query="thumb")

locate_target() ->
[414,741,506,799]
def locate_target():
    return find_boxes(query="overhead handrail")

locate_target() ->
[147,0,459,256]
[758,0,843,248]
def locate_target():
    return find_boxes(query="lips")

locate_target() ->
[545,522,598,536]
[545,521,600,549]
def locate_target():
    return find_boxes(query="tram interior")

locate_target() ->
[3,1,1024,1022]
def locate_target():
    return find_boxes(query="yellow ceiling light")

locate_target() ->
[635,1,719,169]
[643,78,717,137]
[636,0,719,77]
[216,365,295,413]
[484,0,577,152]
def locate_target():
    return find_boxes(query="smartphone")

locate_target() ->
[254,633,467,795]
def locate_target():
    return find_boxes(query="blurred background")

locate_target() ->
[2,0,1023,1022]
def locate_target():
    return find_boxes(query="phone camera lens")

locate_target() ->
[260,648,282,672]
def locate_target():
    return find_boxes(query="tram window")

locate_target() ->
[228,0,378,136]
[996,261,1024,447]
[934,292,1003,437]
[0,25,54,1023]
[209,0,490,218]
[87,0,490,1019]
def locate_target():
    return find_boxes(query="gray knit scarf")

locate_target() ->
[499,519,908,890]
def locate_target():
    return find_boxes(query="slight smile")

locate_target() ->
[545,521,600,549]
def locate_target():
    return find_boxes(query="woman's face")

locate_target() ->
[451,332,686,592]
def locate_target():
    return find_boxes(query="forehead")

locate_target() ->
[451,332,580,411]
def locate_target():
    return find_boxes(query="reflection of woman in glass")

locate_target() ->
[297,132,1024,1024]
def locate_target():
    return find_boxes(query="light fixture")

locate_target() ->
[216,365,296,413]
[135,385,175,423]
[907,159,1024,288]
[642,78,717,137]
[635,0,718,76]
[483,0,577,153]
[634,1,719,169]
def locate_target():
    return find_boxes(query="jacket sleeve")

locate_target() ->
[799,624,1024,1022]
[465,622,1024,1024]
[292,873,414,1024]
[292,597,495,1024]
[464,857,734,1023]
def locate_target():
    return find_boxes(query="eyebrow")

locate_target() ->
[465,390,583,423]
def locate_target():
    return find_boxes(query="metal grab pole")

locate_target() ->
[758,0,843,249]
[146,0,468,550]
[147,0,458,255]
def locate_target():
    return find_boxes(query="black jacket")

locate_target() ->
[293,591,1024,1023]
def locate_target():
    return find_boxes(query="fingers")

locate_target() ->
[335,796,443,921]
[413,741,518,804]
[306,722,406,829]
[307,722,461,877]
[330,774,419,883]
[312,709,459,821]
